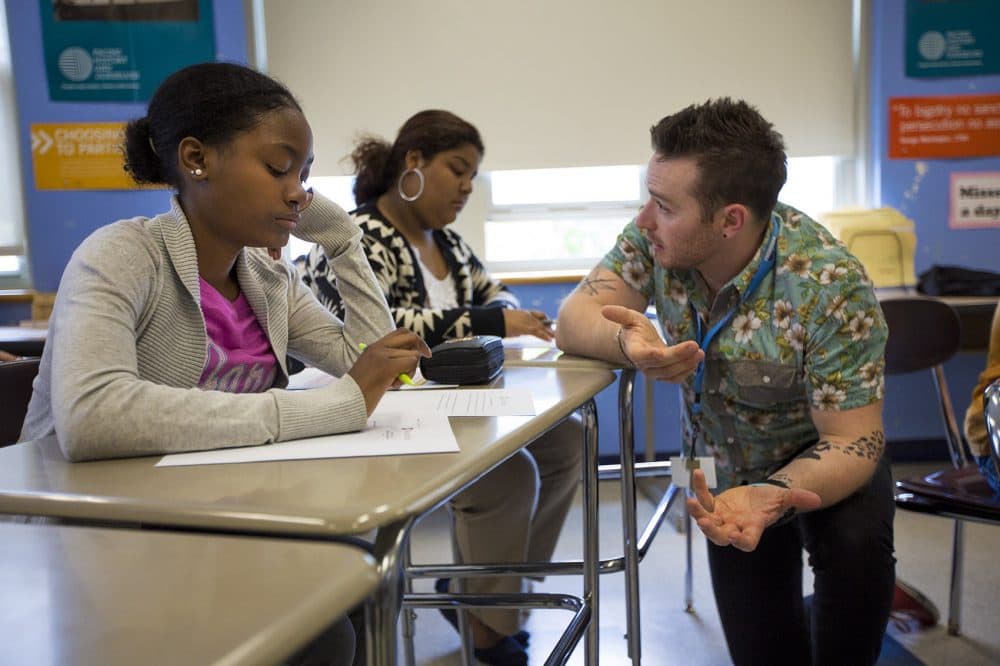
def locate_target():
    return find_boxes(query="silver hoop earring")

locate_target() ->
[190,168,203,177]
[397,168,424,202]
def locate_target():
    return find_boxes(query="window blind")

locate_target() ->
[263,0,855,174]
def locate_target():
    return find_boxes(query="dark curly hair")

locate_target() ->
[122,62,301,190]
[351,109,484,205]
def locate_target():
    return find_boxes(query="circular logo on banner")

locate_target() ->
[58,48,94,81]
[917,31,947,61]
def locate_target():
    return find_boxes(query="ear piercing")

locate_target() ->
[190,168,203,177]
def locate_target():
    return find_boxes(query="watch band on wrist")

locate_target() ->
[751,478,790,489]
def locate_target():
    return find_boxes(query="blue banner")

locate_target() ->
[40,0,215,102]
[906,0,1000,78]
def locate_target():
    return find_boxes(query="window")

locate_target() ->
[0,2,29,287]
[484,166,643,272]
[482,158,844,272]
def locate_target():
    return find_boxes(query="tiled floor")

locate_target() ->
[403,462,1000,665]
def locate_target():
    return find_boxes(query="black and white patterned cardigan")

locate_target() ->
[298,201,519,348]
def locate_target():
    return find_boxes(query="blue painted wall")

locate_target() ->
[2,0,248,298]
[871,0,1000,276]
[871,0,998,454]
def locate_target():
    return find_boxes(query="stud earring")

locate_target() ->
[190,168,203,177]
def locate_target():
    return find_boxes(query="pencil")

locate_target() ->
[358,343,416,385]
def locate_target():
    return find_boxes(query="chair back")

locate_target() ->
[0,357,40,447]
[881,297,966,468]
[986,378,1000,479]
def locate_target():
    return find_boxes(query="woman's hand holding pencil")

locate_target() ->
[348,329,432,414]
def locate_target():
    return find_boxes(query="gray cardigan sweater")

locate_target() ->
[20,194,395,461]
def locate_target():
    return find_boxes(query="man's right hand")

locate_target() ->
[348,328,431,413]
[601,304,703,382]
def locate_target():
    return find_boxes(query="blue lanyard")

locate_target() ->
[689,216,781,424]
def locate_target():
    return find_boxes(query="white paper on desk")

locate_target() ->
[502,334,556,349]
[377,388,536,416]
[286,367,456,391]
[155,409,458,467]
[398,379,459,390]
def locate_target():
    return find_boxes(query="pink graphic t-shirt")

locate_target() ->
[198,277,278,393]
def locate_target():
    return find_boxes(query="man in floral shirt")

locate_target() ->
[556,98,894,665]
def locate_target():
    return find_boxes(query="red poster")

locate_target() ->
[888,94,1000,159]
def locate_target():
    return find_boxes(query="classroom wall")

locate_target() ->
[0,0,248,313]
[2,1,995,463]
[870,0,1000,275]
[871,0,998,454]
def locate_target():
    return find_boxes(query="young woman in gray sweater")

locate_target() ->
[21,63,429,462]
[19,61,434,666]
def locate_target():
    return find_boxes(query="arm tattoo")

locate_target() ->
[797,430,885,462]
[579,276,618,296]
[842,430,885,460]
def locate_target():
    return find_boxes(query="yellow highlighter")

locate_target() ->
[358,343,416,386]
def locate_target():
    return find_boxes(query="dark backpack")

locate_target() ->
[917,265,1000,297]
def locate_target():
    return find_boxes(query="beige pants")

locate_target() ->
[448,415,584,635]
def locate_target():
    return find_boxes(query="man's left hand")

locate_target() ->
[686,469,821,552]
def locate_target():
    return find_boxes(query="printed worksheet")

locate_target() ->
[377,388,536,416]
[156,409,458,467]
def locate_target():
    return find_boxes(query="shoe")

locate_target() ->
[434,578,531,650]
[472,635,528,666]
[889,579,939,632]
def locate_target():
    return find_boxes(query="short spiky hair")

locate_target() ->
[650,98,787,223]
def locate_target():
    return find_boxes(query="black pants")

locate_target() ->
[706,456,896,666]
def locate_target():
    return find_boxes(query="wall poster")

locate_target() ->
[40,0,215,102]
[950,172,1000,229]
[888,93,1000,159]
[30,121,166,190]
[906,0,1000,78]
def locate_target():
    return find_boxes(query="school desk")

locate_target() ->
[0,364,614,665]
[0,521,377,666]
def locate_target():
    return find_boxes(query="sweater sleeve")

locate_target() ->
[37,220,384,462]
[285,193,395,371]
[381,229,516,347]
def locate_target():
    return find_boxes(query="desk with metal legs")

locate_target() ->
[0,365,613,666]
[0,522,378,666]
[504,340,683,665]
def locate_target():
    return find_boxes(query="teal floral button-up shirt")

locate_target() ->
[601,203,887,491]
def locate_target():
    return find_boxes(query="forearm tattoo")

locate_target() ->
[798,430,885,462]
[579,275,618,296]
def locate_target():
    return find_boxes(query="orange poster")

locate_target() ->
[30,122,161,190]
[888,94,1000,159]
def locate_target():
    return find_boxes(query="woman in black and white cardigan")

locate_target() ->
[300,110,578,666]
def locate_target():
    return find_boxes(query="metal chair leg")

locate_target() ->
[685,499,694,613]
[947,519,965,636]
[368,519,416,666]
[617,369,641,663]
[582,399,601,666]
[401,540,417,666]
[447,509,477,666]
